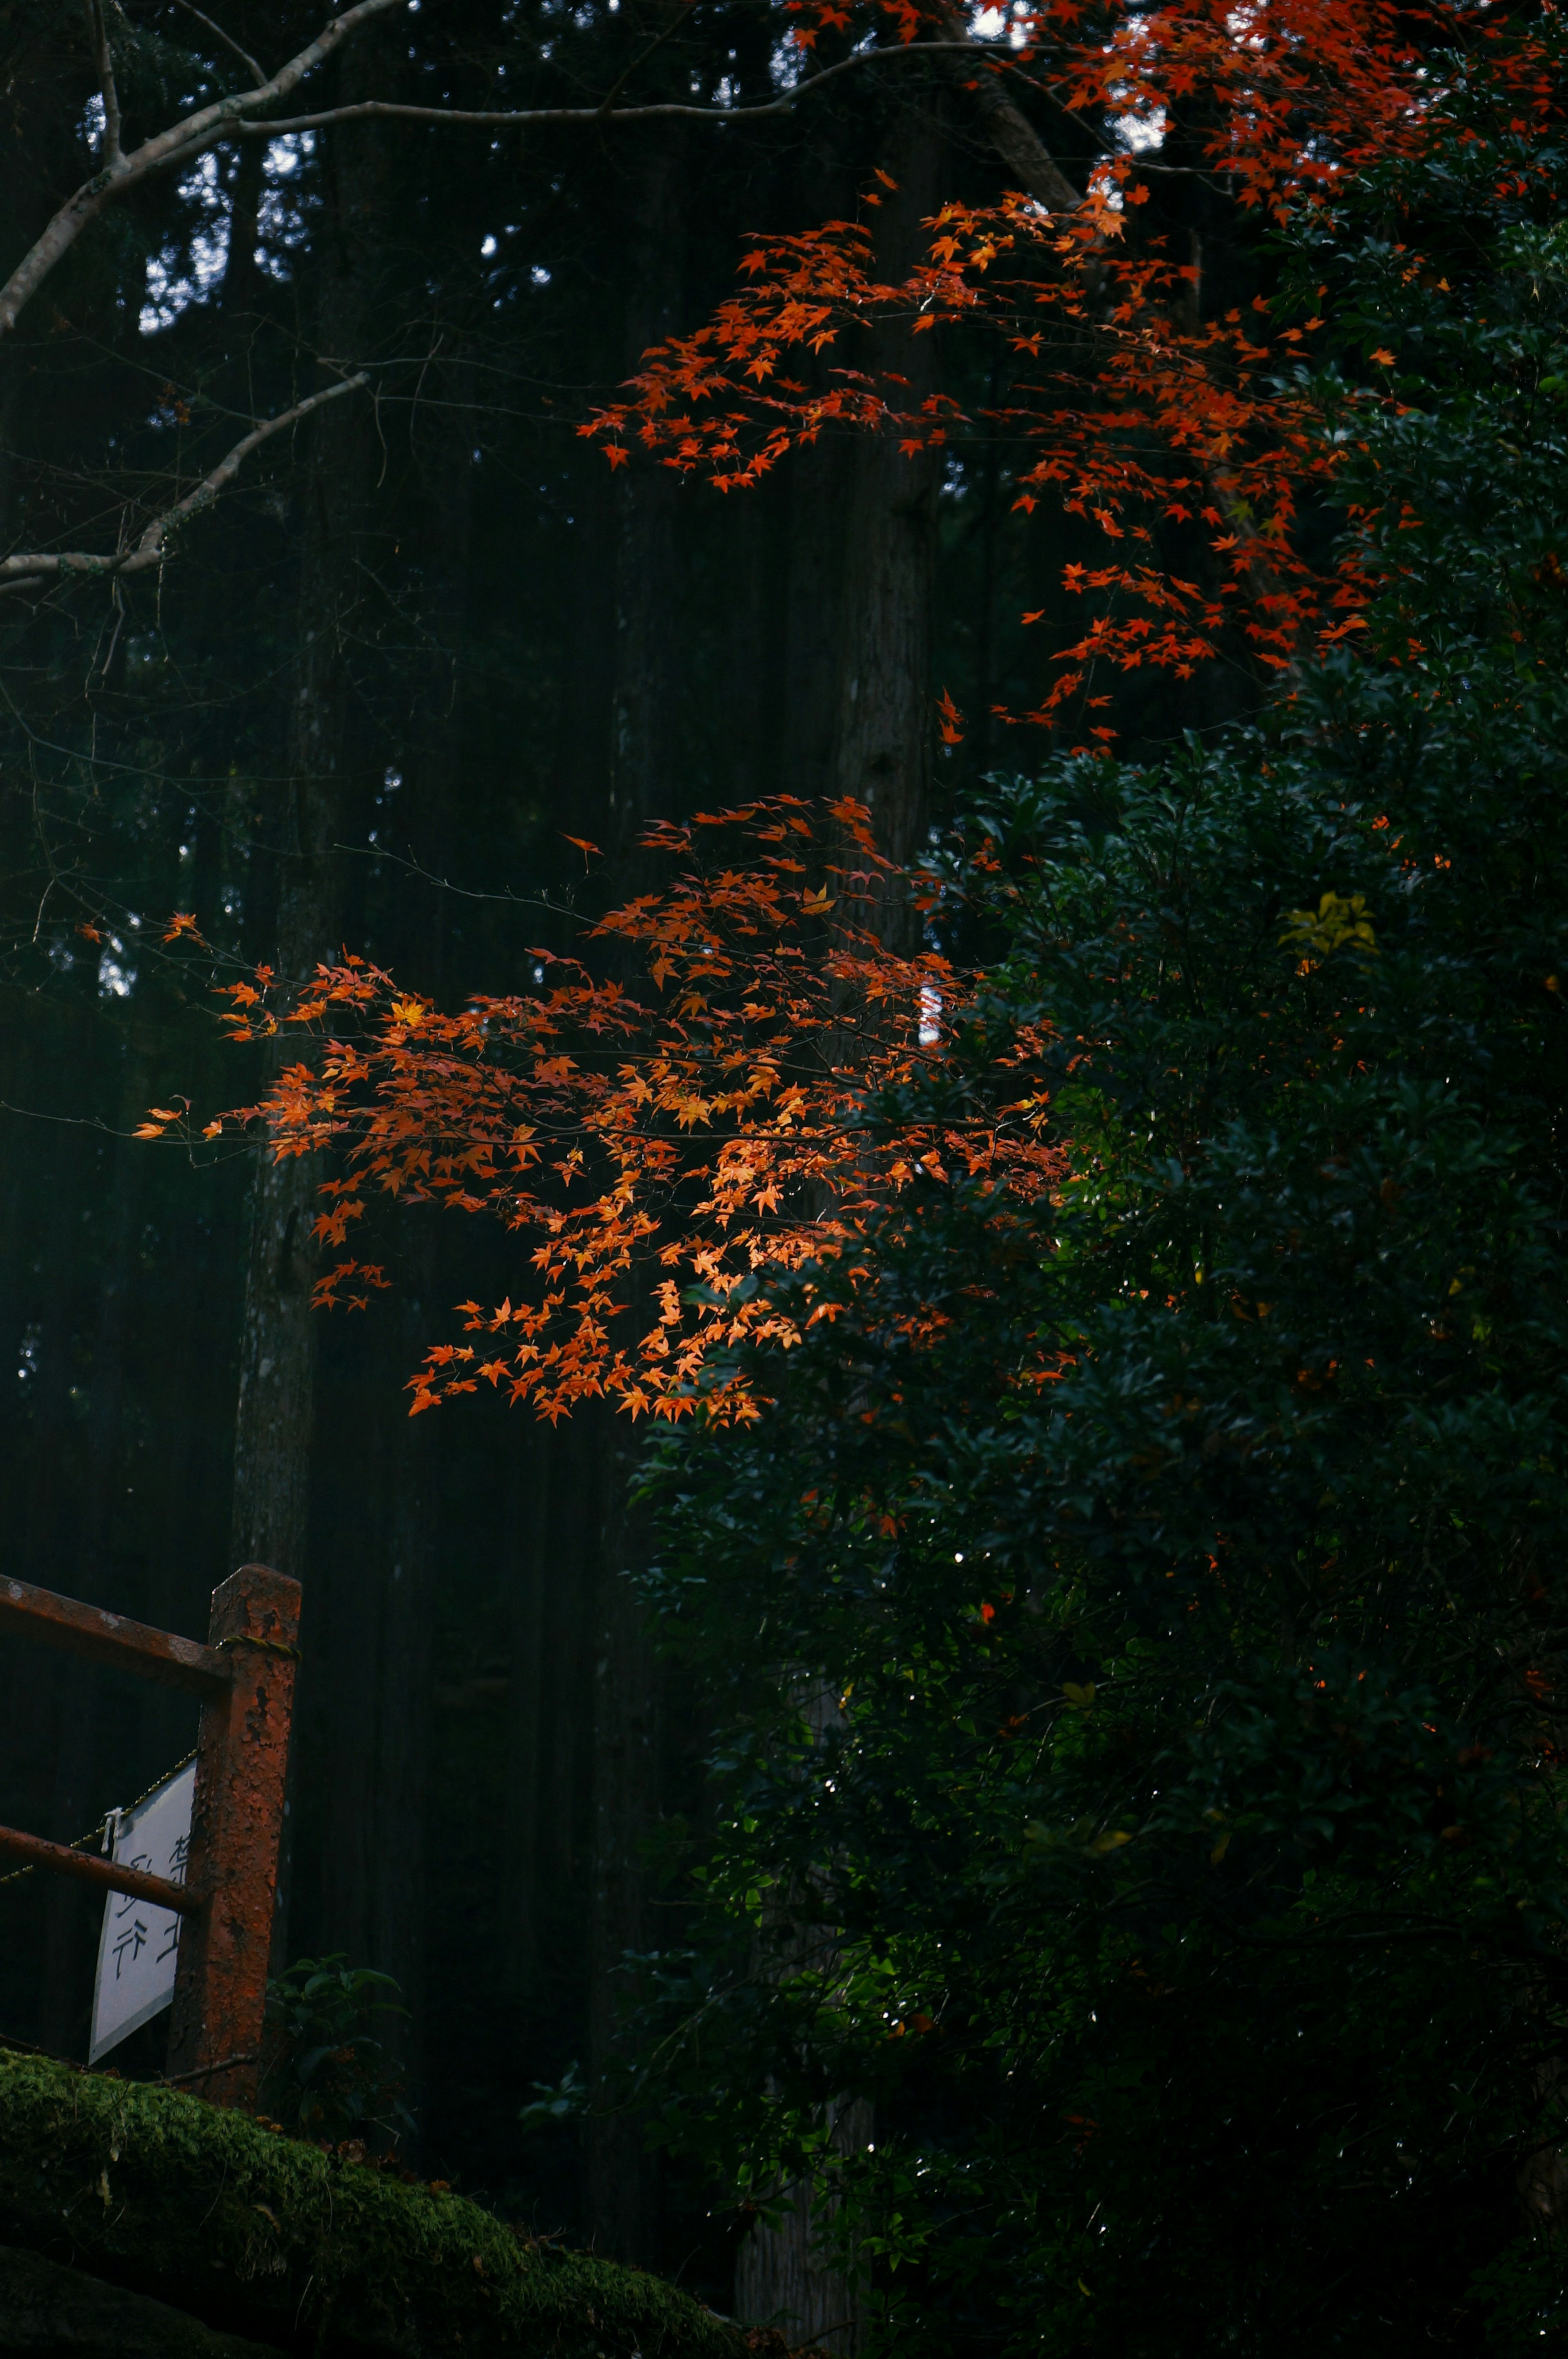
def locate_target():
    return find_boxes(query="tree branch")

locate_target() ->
[1,8,1089,350]
[232,40,1078,142]
[0,375,368,593]
[0,0,403,341]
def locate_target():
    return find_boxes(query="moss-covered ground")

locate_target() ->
[0,2049,746,2358]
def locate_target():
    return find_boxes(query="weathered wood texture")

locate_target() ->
[0,1574,227,1697]
[167,1565,301,2107]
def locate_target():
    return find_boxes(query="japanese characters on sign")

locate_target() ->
[88,1760,195,2065]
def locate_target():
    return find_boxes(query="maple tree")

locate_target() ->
[592,189,1347,715]
[584,0,1557,728]
[142,796,1056,1421]
[141,0,1568,1412]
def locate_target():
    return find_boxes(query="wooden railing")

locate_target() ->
[0,1564,300,2108]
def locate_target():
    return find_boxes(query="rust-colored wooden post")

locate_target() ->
[167,1564,300,2109]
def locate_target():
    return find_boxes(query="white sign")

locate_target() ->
[89,1761,195,2065]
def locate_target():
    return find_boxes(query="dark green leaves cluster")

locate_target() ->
[622,35,1568,2357]
[262,1954,414,2150]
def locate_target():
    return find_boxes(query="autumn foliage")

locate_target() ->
[587,191,1362,710]
[142,0,1568,1421]
[796,0,1430,205]
[141,800,1056,1420]
[584,0,1557,718]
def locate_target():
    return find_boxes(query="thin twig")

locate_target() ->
[168,0,267,86]
[160,2050,261,2086]
[595,0,698,117]
[333,839,582,916]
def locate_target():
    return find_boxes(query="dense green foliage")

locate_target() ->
[0,2048,743,2358]
[628,52,1568,2357]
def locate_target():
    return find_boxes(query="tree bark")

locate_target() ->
[734,1674,877,2353]
[607,130,688,852]
[317,1253,437,2125]
[733,2099,873,2357]
[734,96,947,2343]
[586,1437,661,2262]
[305,323,471,2094]
[832,102,946,934]
[582,120,692,2262]
[501,1431,549,2004]
[227,54,390,2000]
[228,66,387,1583]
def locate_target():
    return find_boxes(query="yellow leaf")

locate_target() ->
[1278,890,1377,961]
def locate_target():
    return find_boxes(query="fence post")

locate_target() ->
[166,1564,301,2109]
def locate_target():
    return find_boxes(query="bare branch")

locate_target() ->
[85,0,124,168]
[168,0,267,87]
[0,0,404,341]
[1,7,1089,350]
[0,375,369,593]
[235,39,1084,142]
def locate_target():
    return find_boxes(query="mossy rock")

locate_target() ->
[0,2051,745,2358]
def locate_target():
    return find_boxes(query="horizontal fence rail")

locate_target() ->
[0,1576,229,1698]
[0,1824,200,1915]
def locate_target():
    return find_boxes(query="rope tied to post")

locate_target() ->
[0,1750,197,1891]
[214,1634,302,1662]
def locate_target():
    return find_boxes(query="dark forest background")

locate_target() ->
[0,0,1259,2312]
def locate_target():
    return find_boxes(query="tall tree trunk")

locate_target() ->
[22,1067,85,2053]
[501,1429,549,2004]
[780,432,855,805]
[317,1252,437,2126]
[584,121,689,2263]
[230,63,388,1989]
[607,132,687,850]
[309,339,472,2103]
[732,1686,875,2355]
[734,97,946,2351]
[778,121,859,809]
[229,74,386,1584]
[587,1436,661,2262]
[34,1064,142,2059]
[832,105,946,913]
[733,2097,873,2356]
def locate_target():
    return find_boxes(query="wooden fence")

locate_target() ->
[0,1563,299,2108]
